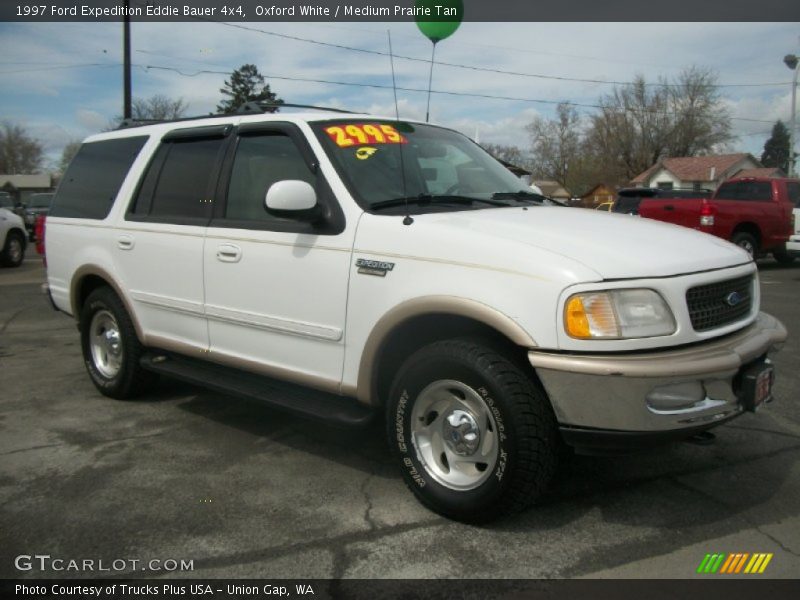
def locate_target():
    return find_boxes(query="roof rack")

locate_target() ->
[236,101,357,114]
[116,101,359,130]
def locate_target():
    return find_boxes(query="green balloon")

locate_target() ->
[415,0,463,43]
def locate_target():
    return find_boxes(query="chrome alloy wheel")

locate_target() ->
[89,310,123,378]
[410,380,499,491]
[7,236,22,263]
[737,238,755,256]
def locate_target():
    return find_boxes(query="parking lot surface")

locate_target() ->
[1,249,799,579]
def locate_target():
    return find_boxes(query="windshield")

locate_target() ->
[313,120,537,213]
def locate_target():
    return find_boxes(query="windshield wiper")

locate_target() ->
[491,191,556,205]
[371,194,509,211]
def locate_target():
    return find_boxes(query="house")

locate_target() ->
[579,183,616,208]
[0,174,54,206]
[533,180,571,202]
[630,154,762,191]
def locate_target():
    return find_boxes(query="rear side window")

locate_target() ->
[130,135,226,221]
[786,182,800,207]
[50,136,148,219]
[716,181,773,201]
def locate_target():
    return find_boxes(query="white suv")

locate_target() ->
[44,108,787,521]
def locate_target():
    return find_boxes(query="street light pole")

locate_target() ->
[123,0,132,120]
[785,54,798,177]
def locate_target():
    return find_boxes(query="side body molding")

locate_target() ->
[353,295,538,405]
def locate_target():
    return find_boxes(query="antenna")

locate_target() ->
[388,29,413,226]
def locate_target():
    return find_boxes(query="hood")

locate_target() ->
[378,206,751,280]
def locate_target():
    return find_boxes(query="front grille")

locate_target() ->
[686,275,753,332]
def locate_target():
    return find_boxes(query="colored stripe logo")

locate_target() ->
[697,553,773,574]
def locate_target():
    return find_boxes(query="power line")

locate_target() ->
[140,63,777,124]
[204,20,791,89]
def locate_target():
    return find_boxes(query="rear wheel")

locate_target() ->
[1,231,25,268]
[731,232,758,257]
[80,287,157,399]
[386,339,558,522]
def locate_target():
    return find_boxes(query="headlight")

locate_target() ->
[564,289,676,339]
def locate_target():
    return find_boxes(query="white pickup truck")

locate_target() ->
[44,108,787,522]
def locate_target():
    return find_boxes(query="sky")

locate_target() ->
[0,20,798,171]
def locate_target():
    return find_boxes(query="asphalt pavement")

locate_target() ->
[1,247,798,580]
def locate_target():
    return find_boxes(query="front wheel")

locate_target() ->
[80,287,157,399]
[386,339,558,522]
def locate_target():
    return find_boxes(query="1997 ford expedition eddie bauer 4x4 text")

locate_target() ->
[43,106,788,522]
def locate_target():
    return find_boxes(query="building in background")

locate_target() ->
[631,154,763,191]
[0,174,54,206]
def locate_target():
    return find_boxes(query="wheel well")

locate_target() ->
[732,222,761,244]
[372,314,534,407]
[75,274,111,315]
[7,227,27,245]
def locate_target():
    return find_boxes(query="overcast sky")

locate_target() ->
[0,20,798,169]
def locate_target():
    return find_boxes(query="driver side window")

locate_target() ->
[226,133,315,221]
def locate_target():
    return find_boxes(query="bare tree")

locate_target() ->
[109,94,189,129]
[481,143,528,169]
[0,122,44,174]
[587,67,732,182]
[132,95,188,121]
[527,103,584,193]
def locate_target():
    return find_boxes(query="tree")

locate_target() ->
[526,103,586,193]
[481,143,528,169]
[586,67,732,182]
[110,94,188,129]
[217,64,283,114]
[761,120,791,172]
[59,140,82,174]
[0,122,44,174]
[132,94,188,121]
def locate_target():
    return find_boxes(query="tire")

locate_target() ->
[731,232,758,258]
[80,286,157,399]
[773,250,796,265]
[386,338,558,523]
[1,230,25,268]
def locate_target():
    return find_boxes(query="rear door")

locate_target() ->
[114,125,231,352]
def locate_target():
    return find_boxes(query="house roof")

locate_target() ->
[579,183,616,198]
[534,180,571,198]
[631,154,755,184]
[733,167,786,179]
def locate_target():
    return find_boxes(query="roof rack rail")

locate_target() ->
[236,101,357,114]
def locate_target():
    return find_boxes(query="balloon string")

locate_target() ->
[425,41,437,122]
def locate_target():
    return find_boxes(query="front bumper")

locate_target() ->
[528,313,787,450]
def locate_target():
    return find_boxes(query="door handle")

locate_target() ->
[117,235,135,250]
[216,244,242,263]
[663,205,675,211]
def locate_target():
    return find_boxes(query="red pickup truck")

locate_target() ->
[637,177,798,262]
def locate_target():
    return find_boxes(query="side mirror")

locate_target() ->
[266,180,317,213]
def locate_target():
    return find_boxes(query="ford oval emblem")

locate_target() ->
[725,291,743,307]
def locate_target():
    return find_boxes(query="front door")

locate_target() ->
[202,123,352,390]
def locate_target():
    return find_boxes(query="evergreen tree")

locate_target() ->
[217,64,283,114]
[760,120,791,172]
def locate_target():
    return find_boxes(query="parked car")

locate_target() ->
[24,192,54,240]
[612,187,712,216]
[0,203,27,267]
[43,108,787,522]
[637,177,796,260]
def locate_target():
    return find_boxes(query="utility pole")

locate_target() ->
[123,0,132,120]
